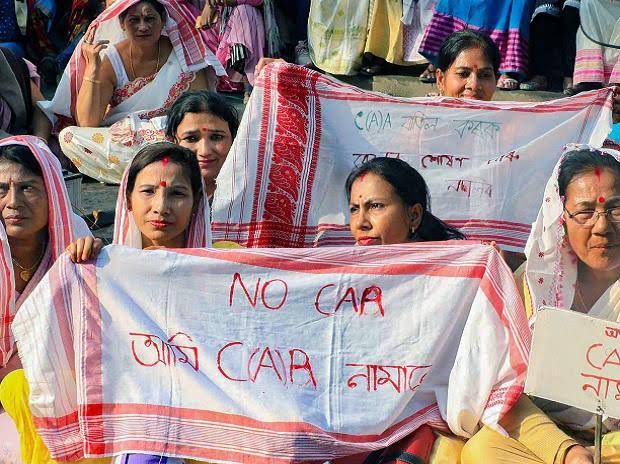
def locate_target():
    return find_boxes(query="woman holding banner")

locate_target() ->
[70,141,211,258]
[2,142,213,464]
[340,156,465,463]
[462,145,620,463]
[0,136,93,463]
[346,157,465,246]
[417,0,536,90]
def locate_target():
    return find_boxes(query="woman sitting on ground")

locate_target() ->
[71,142,212,463]
[417,0,536,91]
[38,0,225,181]
[166,90,238,202]
[0,136,92,463]
[69,88,239,188]
[72,141,211,257]
[462,146,620,463]
[345,157,465,246]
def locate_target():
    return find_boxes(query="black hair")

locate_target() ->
[345,157,466,242]
[436,29,501,75]
[126,142,202,204]
[0,144,43,178]
[558,148,620,198]
[166,90,239,140]
[119,0,166,23]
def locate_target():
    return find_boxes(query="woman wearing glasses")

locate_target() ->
[462,145,620,463]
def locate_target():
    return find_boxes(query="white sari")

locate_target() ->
[38,0,225,184]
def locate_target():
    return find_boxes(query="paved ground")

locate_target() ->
[78,75,563,243]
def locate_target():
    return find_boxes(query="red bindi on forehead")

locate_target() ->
[160,181,167,187]
[599,196,606,204]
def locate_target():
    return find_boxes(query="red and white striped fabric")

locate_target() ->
[0,135,91,367]
[0,223,14,368]
[112,161,212,248]
[13,241,529,462]
[211,63,614,251]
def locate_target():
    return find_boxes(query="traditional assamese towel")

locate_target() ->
[211,63,613,251]
[0,135,91,368]
[12,242,529,462]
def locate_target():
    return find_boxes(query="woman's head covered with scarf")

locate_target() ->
[0,136,91,367]
[113,141,212,248]
[525,144,620,324]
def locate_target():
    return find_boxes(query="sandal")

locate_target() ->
[563,86,578,96]
[419,64,436,83]
[497,74,519,91]
[563,82,602,96]
[359,53,387,76]
[519,76,548,91]
[216,76,244,94]
[360,63,384,76]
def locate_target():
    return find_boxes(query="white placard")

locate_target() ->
[525,307,620,418]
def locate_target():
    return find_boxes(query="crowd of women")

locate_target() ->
[1,0,620,463]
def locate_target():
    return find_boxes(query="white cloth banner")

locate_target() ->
[211,63,613,251]
[13,243,529,462]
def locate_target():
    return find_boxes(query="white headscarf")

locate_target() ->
[524,144,620,325]
[112,146,212,248]
[0,136,91,367]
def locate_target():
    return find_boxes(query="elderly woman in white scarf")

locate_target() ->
[463,145,620,464]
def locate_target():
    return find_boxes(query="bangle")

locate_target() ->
[83,77,102,84]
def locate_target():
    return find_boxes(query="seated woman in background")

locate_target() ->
[418,0,535,90]
[0,48,51,140]
[38,0,225,181]
[462,146,620,463]
[196,0,265,97]
[0,136,92,464]
[166,90,238,202]
[69,88,239,187]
